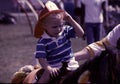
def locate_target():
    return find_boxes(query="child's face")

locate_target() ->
[43,13,64,37]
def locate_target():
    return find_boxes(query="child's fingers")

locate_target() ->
[49,68,59,78]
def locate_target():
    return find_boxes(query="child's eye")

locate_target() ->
[53,26,58,28]
[59,24,64,27]
[52,24,63,28]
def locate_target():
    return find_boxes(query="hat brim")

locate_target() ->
[34,10,64,38]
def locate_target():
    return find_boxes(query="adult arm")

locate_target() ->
[75,48,91,61]
[75,24,120,61]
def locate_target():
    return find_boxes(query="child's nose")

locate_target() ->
[56,27,62,32]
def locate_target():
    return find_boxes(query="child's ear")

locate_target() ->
[42,19,48,27]
[42,22,47,28]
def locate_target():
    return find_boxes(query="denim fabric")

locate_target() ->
[64,2,75,19]
[85,23,102,44]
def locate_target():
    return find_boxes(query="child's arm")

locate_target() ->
[38,58,50,70]
[64,12,84,37]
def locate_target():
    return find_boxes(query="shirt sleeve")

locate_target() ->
[76,0,82,7]
[64,25,76,39]
[35,40,47,58]
[102,0,107,2]
[86,39,106,57]
[81,0,84,4]
[106,24,120,48]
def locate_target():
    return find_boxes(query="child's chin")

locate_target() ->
[54,34,60,37]
[54,35,59,38]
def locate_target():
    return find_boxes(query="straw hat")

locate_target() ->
[34,1,64,38]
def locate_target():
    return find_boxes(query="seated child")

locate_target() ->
[34,1,84,83]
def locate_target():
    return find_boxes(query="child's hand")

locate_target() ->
[63,12,72,22]
[47,66,60,78]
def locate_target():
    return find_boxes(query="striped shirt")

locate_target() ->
[35,25,79,70]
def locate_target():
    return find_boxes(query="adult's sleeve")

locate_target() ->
[106,24,120,48]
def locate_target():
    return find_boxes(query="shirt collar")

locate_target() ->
[41,32,51,39]
[41,32,63,40]
[41,27,64,39]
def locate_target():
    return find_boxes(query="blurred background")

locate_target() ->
[0,0,120,83]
